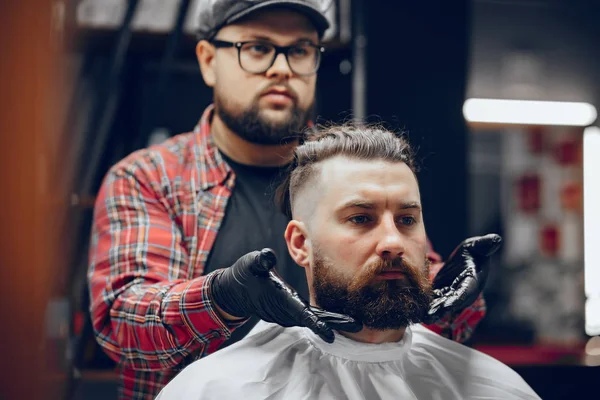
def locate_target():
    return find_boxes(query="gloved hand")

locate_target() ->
[210,248,363,343]
[423,234,502,324]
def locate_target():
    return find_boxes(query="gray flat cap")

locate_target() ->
[195,0,331,40]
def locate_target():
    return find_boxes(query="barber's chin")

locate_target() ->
[259,108,293,124]
[260,103,293,116]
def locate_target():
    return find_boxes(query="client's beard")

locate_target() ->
[313,250,433,330]
[214,85,313,145]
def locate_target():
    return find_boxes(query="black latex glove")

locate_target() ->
[210,248,363,343]
[423,234,502,324]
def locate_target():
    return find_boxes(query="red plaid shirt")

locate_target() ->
[88,105,486,399]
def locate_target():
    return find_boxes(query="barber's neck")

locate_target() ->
[211,113,297,167]
[339,327,406,345]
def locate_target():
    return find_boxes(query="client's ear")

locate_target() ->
[284,220,310,268]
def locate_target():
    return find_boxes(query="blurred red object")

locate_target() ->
[540,224,560,257]
[73,311,85,336]
[560,181,583,212]
[527,126,545,154]
[516,174,541,213]
[554,137,580,166]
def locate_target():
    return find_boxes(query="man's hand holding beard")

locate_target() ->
[422,234,502,324]
[210,249,363,344]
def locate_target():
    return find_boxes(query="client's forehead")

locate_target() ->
[316,156,420,209]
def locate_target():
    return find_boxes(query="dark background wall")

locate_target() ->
[364,0,470,258]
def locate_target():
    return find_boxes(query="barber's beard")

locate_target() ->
[214,87,313,145]
[313,250,433,330]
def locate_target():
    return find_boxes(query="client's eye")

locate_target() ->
[349,215,371,225]
[398,216,416,226]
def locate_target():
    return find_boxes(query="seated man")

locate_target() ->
[156,124,540,400]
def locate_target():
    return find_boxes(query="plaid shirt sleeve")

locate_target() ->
[88,165,244,371]
[422,239,486,343]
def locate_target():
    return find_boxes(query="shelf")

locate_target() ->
[467,121,587,131]
[474,343,587,366]
[71,194,96,209]
[67,27,352,59]
[48,369,116,383]
[79,369,117,382]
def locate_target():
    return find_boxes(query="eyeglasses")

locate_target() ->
[211,40,325,76]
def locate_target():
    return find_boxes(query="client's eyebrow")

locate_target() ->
[337,200,422,212]
[398,201,422,211]
[338,200,377,211]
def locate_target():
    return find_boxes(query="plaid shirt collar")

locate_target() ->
[191,104,232,192]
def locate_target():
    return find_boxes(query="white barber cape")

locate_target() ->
[157,322,540,400]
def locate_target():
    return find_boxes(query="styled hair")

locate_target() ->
[276,123,418,218]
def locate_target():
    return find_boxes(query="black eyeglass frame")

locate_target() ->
[210,39,325,76]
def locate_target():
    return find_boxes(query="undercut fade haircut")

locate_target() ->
[276,122,418,219]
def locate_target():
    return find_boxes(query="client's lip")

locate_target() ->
[375,270,407,280]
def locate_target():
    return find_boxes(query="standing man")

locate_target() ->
[88,1,499,398]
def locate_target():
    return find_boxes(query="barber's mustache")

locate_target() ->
[371,257,419,276]
[257,82,299,103]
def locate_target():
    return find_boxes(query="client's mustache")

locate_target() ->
[348,257,422,292]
